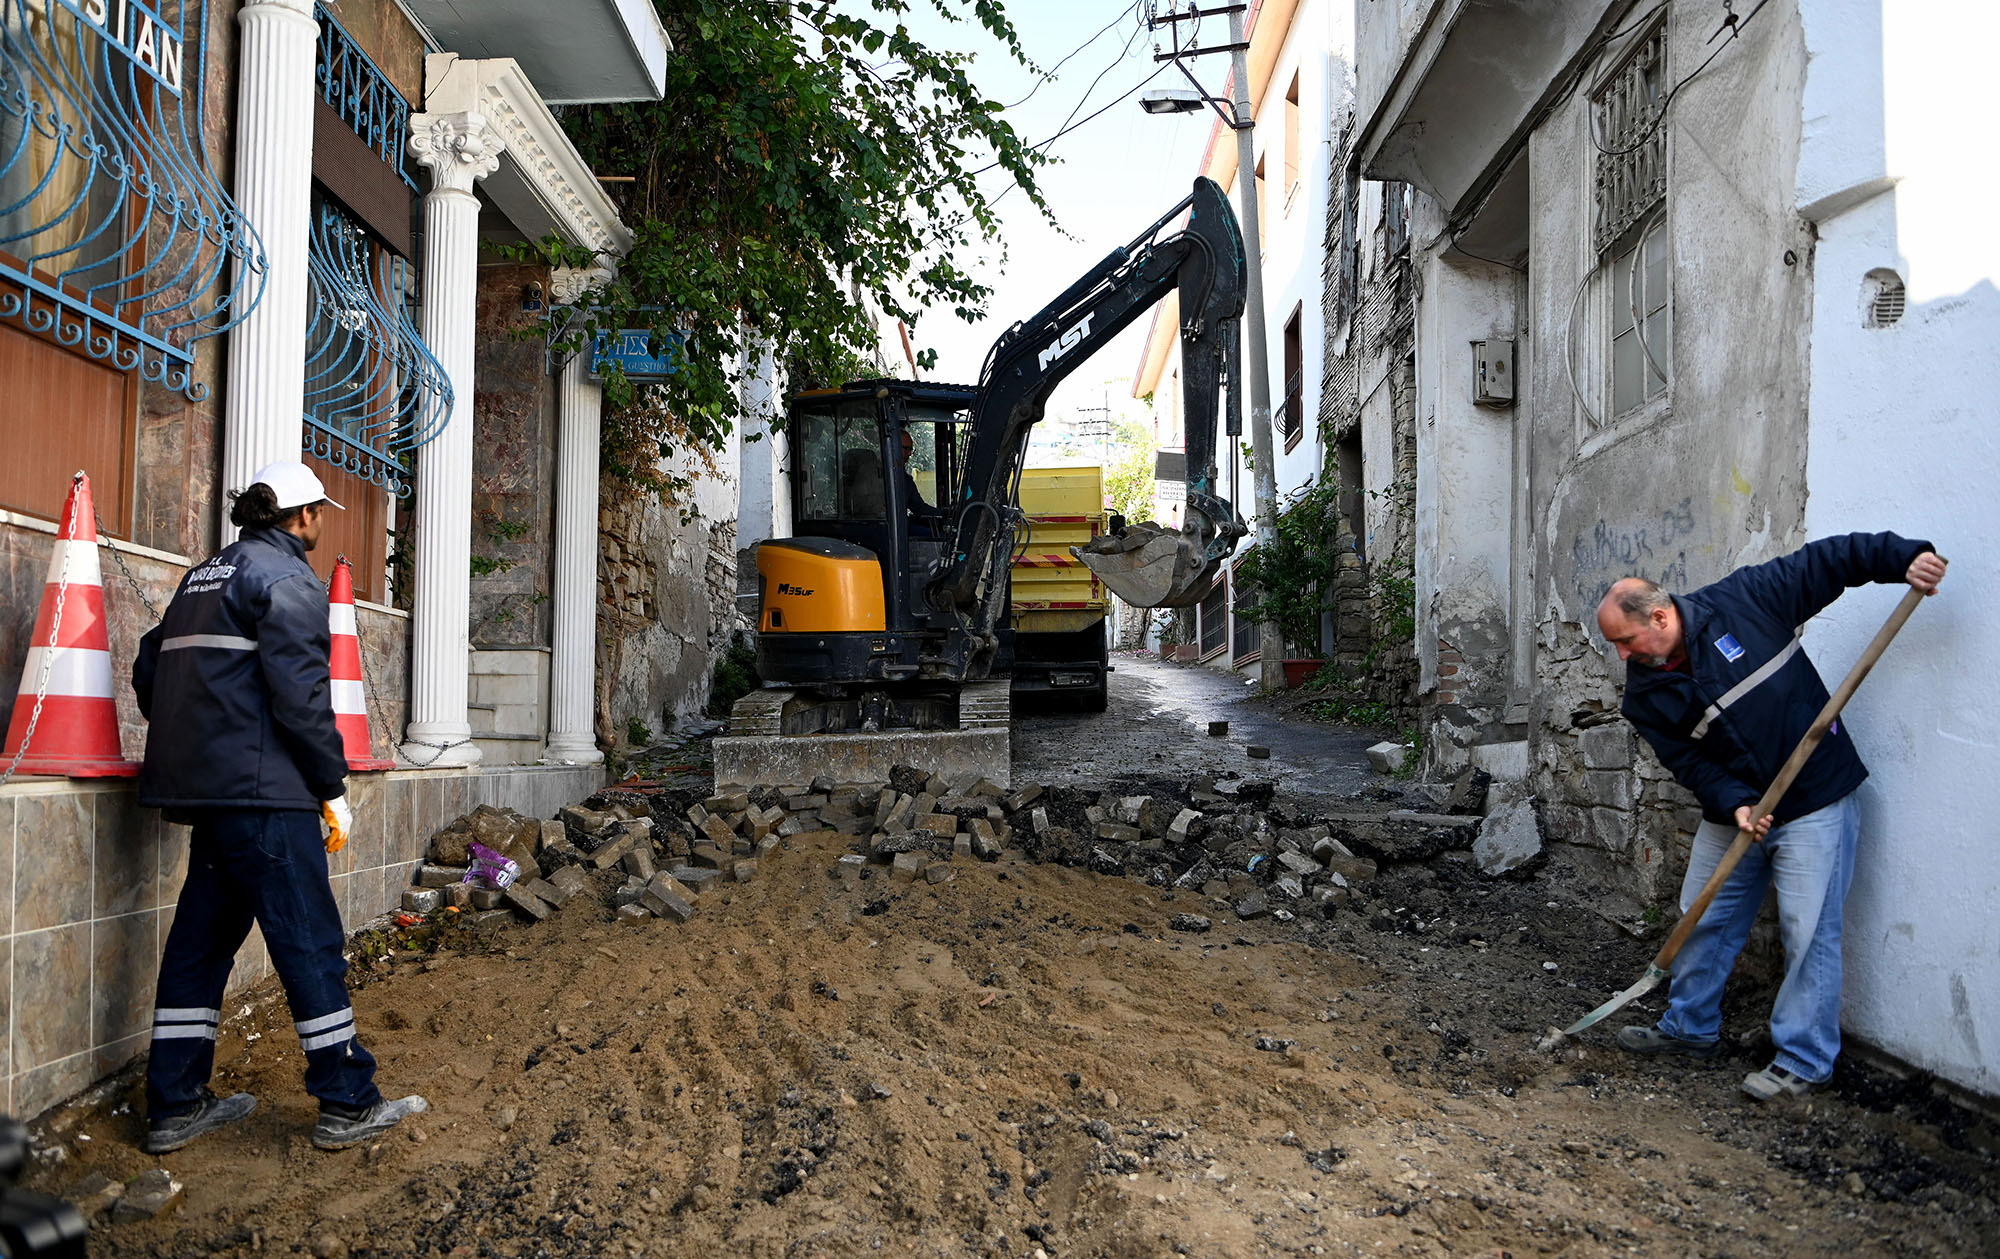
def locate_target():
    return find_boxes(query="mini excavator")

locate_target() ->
[715,179,1248,785]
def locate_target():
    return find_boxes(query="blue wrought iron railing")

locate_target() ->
[0,0,266,398]
[313,2,416,193]
[302,197,450,493]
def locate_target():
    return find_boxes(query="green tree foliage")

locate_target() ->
[1101,417,1157,523]
[1231,471,1342,655]
[520,0,1048,498]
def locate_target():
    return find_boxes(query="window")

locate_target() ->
[1384,182,1411,258]
[1608,217,1669,414]
[1280,306,1304,450]
[1198,573,1227,659]
[1,0,261,532]
[1594,18,1670,417]
[797,402,886,522]
[1282,74,1301,207]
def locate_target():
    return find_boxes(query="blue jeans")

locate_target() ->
[146,809,381,1118]
[1657,793,1861,1082]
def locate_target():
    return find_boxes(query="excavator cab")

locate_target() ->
[754,381,977,690]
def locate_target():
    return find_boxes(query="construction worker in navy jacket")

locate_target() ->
[1595,532,1947,1102]
[131,461,425,1154]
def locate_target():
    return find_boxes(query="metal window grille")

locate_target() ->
[1197,573,1226,657]
[1384,182,1410,258]
[301,5,447,493]
[1230,553,1258,661]
[0,0,266,398]
[1592,21,1667,255]
[314,2,416,192]
[301,195,449,492]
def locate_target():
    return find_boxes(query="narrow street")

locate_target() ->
[25,660,1998,1258]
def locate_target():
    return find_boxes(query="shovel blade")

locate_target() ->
[1074,523,1221,609]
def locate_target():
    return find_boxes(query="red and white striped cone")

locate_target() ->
[1,472,138,777]
[328,556,394,771]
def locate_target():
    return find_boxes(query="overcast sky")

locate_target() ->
[889,0,1222,436]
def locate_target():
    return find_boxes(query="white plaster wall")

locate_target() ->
[1798,0,2000,1098]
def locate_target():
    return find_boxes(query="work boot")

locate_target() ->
[312,1095,429,1151]
[1741,1063,1825,1101]
[143,1090,258,1154]
[1616,1025,1722,1060]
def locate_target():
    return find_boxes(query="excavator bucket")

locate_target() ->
[1073,521,1223,609]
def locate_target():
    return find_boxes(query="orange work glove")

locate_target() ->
[322,795,353,854]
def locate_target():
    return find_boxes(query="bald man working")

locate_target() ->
[1595,533,1946,1101]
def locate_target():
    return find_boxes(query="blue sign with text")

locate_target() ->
[591,328,685,381]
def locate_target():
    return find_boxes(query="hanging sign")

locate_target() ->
[590,328,685,382]
[58,0,185,96]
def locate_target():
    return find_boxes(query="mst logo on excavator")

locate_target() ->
[1037,312,1096,372]
[777,582,814,596]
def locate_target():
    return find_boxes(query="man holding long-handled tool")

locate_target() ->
[1588,533,1946,1101]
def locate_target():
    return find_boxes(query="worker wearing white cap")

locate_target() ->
[131,460,425,1152]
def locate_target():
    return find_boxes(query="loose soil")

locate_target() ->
[24,656,1999,1258]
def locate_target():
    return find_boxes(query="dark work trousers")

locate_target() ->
[146,808,382,1118]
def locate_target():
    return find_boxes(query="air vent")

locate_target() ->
[1863,268,1906,328]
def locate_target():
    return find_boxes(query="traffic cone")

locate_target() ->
[1,472,139,777]
[328,555,394,771]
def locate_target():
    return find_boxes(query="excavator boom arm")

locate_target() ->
[928,178,1248,629]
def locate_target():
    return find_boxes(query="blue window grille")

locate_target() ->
[302,196,449,493]
[302,5,448,493]
[0,0,267,398]
[314,2,416,193]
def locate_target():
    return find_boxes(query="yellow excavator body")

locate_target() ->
[755,537,886,634]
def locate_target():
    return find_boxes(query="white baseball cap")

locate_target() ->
[250,460,343,511]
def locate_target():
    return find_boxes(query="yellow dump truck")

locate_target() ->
[1004,465,1113,711]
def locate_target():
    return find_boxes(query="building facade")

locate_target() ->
[1353,0,1997,1095]
[0,0,679,1117]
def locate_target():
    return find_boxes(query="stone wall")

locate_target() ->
[468,262,557,650]
[595,484,742,750]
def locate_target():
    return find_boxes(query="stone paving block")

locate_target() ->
[519,876,564,906]
[1276,851,1320,877]
[590,830,642,870]
[622,846,656,881]
[953,834,972,857]
[613,880,647,908]
[1321,854,1377,884]
[468,908,515,930]
[671,866,723,895]
[503,883,552,921]
[732,859,758,883]
[836,853,867,887]
[1030,807,1051,837]
[917,812,959,837]
[890,852,924,883]
[970,778,1005,799]
[416,864,468,888]
[925,862,954,884]
[1474,792,1542,875]
[618,903,652,926]
[703,791,750,813]
[1096,822,1141,844]
[1365,741,1411,773]
[469,887,506,911]
[1001,783,1043,813]
[401,888,442,914]
[113,1169,182,1223]
[691,844,733,871]
[444,881,473,909]
[784,793,829,812]
[642,874,696,922]
[1168,808,1202,844]
[758,835,779,857]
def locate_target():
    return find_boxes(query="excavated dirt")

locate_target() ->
[22,656,2000,1258]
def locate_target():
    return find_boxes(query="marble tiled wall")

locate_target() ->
[1,762,601,1119]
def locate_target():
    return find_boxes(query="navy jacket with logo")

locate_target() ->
[1620,531,1933,827]
[132,527,348,811]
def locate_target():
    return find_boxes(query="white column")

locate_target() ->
[220,0,318,525]
[544,307,607,764]
[399,112,503,768]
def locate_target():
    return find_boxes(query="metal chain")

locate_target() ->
[1,502,77,788]
[93,505,163,623]
[352,614,470,768]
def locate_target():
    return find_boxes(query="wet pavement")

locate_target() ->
[1012,649,1382,797]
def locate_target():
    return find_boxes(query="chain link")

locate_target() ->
[1,487,78,788]
[94,504,164,623]
[352,611,470,768]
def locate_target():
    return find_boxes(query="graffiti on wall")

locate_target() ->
[1570,496,1700,611]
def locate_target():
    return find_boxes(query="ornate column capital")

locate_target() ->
[408,111,505,195]
[240,0,316,18]
[550,262,619,307]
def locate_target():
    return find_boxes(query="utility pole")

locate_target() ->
[1146,2,1284,692]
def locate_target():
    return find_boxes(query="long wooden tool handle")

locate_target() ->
[1650,581,1932,973]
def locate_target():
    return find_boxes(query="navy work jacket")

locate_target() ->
[132,527,348,811]
[1620,531,1933,827]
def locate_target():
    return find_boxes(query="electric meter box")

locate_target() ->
[1473,339,1515,407]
